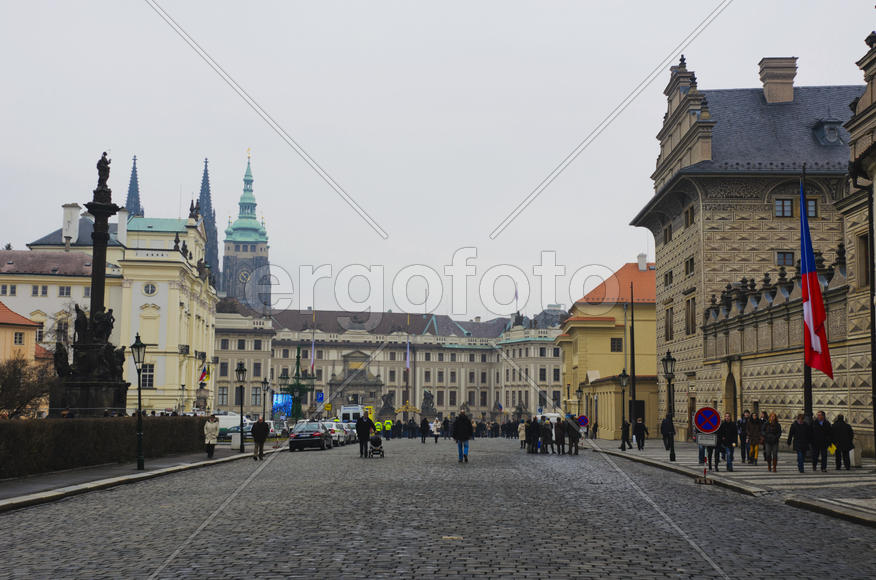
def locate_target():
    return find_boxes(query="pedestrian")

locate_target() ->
[383,419,393,440]
[526,418,539,454]
[251,416,270,461]
[356,411,376,458]
[620,419,631,451]
[746,412,762,465]
[832,414,854,471]
[591,422,599,440]
[420,416,430,444]
[204,414,219,459]
[554,417,566,455]
[737,410,750,464]
[518,420,526,450]
[542,419,555,454]
[810,411,832,473]
[432,418,441,443]
[762,412,782,472]
[566,417,580,455]
[717,413,737,471]
[452,409,474,463]
[632,417,648,450]
[442,417,451,440]
[787,413,811,473]
[660,415,675,450]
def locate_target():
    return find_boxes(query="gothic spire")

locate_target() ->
[125,155,144,217]
[198,158,220,280]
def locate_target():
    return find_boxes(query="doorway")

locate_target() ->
[723,373,737,418]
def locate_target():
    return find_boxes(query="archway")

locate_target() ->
[723,373,737,418]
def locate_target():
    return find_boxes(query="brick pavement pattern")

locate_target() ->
[2,439,876,579]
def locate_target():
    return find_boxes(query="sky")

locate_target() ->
[1,1,873,320]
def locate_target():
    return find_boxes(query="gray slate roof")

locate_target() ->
[29,217,121,247]
[686,86,864,173]
[0,250,94,276]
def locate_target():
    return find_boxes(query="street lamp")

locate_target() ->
[619,368,629,451]
[661,350,677,462]
[261,376,269,420]
[235,361,247,453]
[130,333,147,470]
[575,386,583,417]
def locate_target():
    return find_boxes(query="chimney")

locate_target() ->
[759,57,797,103]
[637,253,648,271]
[475,316,481,323]
[116,208,129,246]
[62,203,81,251]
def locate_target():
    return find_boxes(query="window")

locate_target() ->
[539,392,547,408]
[505,369,510,381]
[425,370,431,382]
[775,199,793,218]
[254,339,262,351]
[41,285,47,296]
[141,363,155,389]
[389,351,396,361]
[684,256,695,277]
[610,337,623,352]
[56,320,69,342]
[539,368,547,381]
[13,332,24,345]
[553,348,560,357]
[481,371,487,384]
[36,326,44,343]
[685,297,697,335]
[664,307,674,341]
[219,362,228,377]
[438,353,444,362]
[469,353,475,362]
[684,205,695,228]
[663,224,673,244]
[777,252,794,267]
[389,370,396,382]
[450,371,456,383]
[807,199,818,218]
[438,371,444,383]
[449,390,457,407]
[83,287,90,298]
[437,391,444,406]
[218,386,228,406]
[316,369,323,381]
[282,348,289,358]
[552,390,561,407]
[425,352,431,361]
[468,371,475,383]
[539,347,546,357]
[234,386,244,405]
[143,283,156,296]
[237,339,245,350]
[450,353,456,362]
[857,233,871,288]
[220,339,229,350]
[664,270,674,288]
[480,391,487,407]
[251,387,261,406]
[234,244,240,252]
[31,285,38,296]
[481,354,487,363]
[1,285,6,295]
[316,350,324,360]
[8,284,14,296]
[552,368,560,382]
[468,391,475,406]
[253,362,262,378]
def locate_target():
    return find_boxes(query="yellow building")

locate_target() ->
[556,256,658,439]
[0,300,40,363]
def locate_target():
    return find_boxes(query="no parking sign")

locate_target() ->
[578,415,589,427]
[694,407,720,434]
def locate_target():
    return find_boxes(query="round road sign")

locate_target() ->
[578,415,589,427]
[694,407,721,434]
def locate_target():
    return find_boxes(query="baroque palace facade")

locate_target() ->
[632,55,873,452]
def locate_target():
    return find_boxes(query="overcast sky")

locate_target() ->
[1,1,872,319]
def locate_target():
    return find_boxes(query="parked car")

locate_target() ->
[222,424,254,441]
[322,421,345,446]
[339,422,355,443]
[289,422,332,451]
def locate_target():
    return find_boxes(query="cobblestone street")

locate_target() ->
[3,438,875,579]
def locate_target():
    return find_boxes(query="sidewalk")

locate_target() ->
[0,440,285,513]
[585,438,876,527]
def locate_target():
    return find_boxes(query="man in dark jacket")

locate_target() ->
[810,410,832,473]
[620,420,631,451]
[251,417,270,461]
[832,414,854,471]
[736,410,750,463]
[356,411,376,458]
[660,415,675,451]
[420,417,430,444]
[554,419,566,455]
[716,413,738,471]
[452,410,474,462]
[632,417,648,450]
[566,418,580,455]
[787,413,811,473]
[442,417,451,440]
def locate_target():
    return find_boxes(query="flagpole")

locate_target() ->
[801,165,813,421]
[629,282,637,424]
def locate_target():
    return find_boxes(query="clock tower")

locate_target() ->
[222,152,270,309]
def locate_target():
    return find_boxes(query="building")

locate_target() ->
[198,158,221,281]
[0,300,40,363]
[556,256,658,439]
[631,55,865,441]
[222,154,269,309]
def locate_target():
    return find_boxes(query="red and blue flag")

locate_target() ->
[800,177,833,379]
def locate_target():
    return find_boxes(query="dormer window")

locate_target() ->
[813,118,844,145]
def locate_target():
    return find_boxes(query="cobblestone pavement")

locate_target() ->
[3,438,875,579]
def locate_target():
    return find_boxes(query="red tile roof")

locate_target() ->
[576,262,656,305]
[0,301,40,327]
[35,344,52,360]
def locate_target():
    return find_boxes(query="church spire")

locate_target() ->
[125,155,144,217]
[198,158,219,277]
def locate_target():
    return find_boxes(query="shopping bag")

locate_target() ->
[828,443,836,455]
[632,435,637,445]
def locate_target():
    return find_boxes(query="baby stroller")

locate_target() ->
[368,434,385,458]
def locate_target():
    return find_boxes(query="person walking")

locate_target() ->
[442,417,451,440]
[620,419,631,451]
[420,416,430,444]
[660,415,675,451]
[810,411,832,473]
[526,418,539,454]
[762,413,782,472]
[554,418,566,455]
[746,412,762,466]
[251,416,270,461]
[355,411,376,458]
[431,418,441,443]
[787,413,811,473]
[566,417,580,455]
[518,420,526,450]
[204,415,219,459]
[632,417,648,450]
[716,413,737,471]
[832,414,854,471]
[737,410,750,464]
[452,409,474,463]
[383,419,393,440]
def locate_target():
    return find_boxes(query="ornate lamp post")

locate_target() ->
[661,350,677,462]
[235,361,247,453]
[130,333,147,470]
[575,386,583,417]
[261,376,269,420]
[279,346,314,421]
[619,368,629,451]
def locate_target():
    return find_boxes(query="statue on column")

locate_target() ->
[96,152,111,189]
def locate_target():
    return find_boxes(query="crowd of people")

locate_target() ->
[516,416,582,455]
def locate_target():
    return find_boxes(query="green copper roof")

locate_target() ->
[128,217,187,233]
[225,156,268,243]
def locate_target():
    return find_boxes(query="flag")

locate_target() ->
[405,337,410,369]
[199,365,209,382]
[800,177,833,379]
[498,402,503,411]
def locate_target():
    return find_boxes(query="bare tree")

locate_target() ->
[0,354,56,419]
